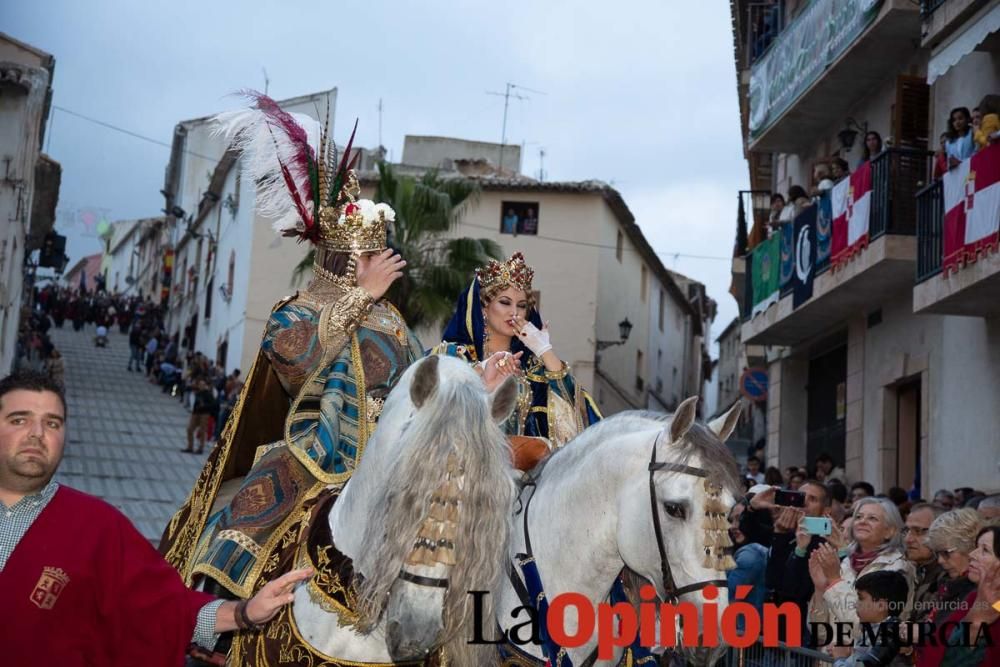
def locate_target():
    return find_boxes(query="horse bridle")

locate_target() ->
[647,432,729,603]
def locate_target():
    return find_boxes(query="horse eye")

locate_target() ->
[663,503,686,519]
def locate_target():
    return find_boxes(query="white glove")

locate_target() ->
[518,321,552,357]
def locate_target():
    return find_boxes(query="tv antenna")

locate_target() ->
[538,147,546,181]
[377,98,384,148]
[262,67,270,95]
[486,83,545,172]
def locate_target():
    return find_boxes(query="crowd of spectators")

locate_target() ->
[30,285,244,456]
[727,451,1000,664]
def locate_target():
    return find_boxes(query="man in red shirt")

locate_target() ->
[0,370,311,667]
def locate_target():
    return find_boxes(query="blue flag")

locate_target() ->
[779,219,795,289]
[816,191,832,270]
[792,204,817,309]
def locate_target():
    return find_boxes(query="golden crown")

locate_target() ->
[476,252,534,294]
[316,171,392,253]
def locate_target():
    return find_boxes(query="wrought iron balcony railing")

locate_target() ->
[916,179,944,282]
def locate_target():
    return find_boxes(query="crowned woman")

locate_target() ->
[433,252,601,469]
[159,94,421,602]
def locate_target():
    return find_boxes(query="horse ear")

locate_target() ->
[709,402,742,442]
[669,396,699,443]
[490,376,518,423]
[410,355,440,408]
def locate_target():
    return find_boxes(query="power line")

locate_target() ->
[456,218,730,261]
[48,104,732,264]
[51,104,218,162]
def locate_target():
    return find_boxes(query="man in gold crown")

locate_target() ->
[159,95,422,611]
[434,252,601,470]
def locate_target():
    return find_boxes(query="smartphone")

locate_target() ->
[774,489,806,508]
[803,516,832,536]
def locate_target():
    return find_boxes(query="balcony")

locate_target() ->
[748,0,921,153]
[742,149,932,346]
[921,0,992,49]
[913,178,1000,316]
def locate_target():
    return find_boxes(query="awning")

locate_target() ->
[928,3,1000,84]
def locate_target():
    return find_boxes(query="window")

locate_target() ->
[658,289,665,331]
[205,276,214,320]
[636,349,645,392]
[640,266,648,302]
[616,231,623,262]
[227,250,236,295]
[500,201,539,235]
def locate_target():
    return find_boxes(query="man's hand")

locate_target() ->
[356,249,406,300]
[775,506,803,534]
[246,568,314,625]
[795,519,813,551]
[750,486,778,511]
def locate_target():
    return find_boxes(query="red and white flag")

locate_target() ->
[942,141,1000,274]
[831,161,872,267]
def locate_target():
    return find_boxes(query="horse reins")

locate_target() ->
[647,432,728,602]
[503,433,729,666]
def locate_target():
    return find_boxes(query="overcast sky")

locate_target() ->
[8,0,749,344]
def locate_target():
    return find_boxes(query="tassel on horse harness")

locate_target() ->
[503,431,733,666]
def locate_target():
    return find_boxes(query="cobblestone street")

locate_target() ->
[50,325,206,541]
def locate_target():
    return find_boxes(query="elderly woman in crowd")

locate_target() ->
[807,497,916,645]
[914,513,998,666]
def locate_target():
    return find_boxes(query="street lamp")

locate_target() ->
[597,317,633,350]
[838,117,868,153]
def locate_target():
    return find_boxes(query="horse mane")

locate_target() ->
[351,358,514,665]
[532,410,741,496]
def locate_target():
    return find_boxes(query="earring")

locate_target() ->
[482,311,490,356]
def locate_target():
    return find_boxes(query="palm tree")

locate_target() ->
[292,162,501,331]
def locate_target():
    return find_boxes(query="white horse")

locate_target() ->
[290,354,518,665]
[494,398,743,666]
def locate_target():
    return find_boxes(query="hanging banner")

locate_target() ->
[815,190,833,269]
[942,141,1000,274]
[748,0,883,139]
[793,204,817,309]
[161,247,175,304]
[780,218,795,289]
[831,161,872,267]
[751,233,780,316]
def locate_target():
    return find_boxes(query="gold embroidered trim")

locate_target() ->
[326,287,374,337]
[217,529,263,557]
[543,362,570,380]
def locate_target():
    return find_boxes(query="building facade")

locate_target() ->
[390,137,716,416]
[729,0,1000,494]
[0,32,60,372]
[160,89,335,374]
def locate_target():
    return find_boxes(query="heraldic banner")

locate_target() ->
[942,141,1000,274]
[831,160,872,267]
[751,233,781,316]
[792,203,817,309]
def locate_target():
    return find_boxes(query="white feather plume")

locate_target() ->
[212,108,322,235]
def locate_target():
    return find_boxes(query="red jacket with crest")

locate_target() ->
[0,485,215,667]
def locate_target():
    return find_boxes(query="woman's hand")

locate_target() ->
[481,350,522,392]
[816,543,842,582]
[356,249,406,300]
[808,550,828,591]
[512,317,552,357]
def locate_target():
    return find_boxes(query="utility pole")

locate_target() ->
[486,83,544,173]
[262,67,270,95]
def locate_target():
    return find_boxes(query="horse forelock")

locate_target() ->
[351,355,514,662]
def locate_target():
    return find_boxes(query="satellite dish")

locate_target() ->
[125,276,135,286]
